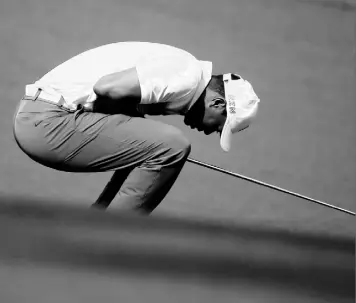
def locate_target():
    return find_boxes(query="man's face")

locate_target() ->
[184,93,227,135]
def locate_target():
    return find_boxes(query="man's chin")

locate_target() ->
[203,129,215,135]
[183,116,194,128]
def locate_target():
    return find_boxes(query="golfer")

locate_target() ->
[13,41,260,214]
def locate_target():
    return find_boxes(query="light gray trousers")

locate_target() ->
[13,95,191,213]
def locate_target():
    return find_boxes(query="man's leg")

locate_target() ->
[68,114,191,213]
[109,137,190,213]
[14,99,191,214]
[92,170,132,209]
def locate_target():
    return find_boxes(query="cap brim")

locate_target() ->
[220,119,232,152]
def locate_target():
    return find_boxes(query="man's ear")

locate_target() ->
[211,98,226,109]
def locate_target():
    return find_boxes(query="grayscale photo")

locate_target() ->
[0,0,355,302]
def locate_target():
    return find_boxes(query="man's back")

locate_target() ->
[29,42,199,103]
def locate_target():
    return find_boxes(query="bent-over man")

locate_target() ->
[13,41,260,214]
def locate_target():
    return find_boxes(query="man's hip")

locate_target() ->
[13,96,84,170]
[13,95,187,174]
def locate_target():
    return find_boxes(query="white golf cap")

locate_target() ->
[220,73,260,152]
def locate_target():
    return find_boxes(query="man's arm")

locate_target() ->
[91,67,142,114]
[93,67,141,102]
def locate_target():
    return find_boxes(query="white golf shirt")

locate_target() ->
[25,42,212,115]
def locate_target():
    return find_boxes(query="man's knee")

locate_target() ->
[158,125,191,160]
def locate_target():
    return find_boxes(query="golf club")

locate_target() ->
[187,157,355,216]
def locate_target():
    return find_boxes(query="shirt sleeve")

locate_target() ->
[135,54,203,105]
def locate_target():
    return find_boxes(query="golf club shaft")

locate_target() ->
[187,158,355,216]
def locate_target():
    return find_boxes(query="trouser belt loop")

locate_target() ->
[57,96,66,107]
[32,88,42,102]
